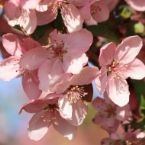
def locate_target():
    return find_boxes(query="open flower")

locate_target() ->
[0,33,42,99]
[95,36,145,107]
[4,0,49,34]
[20,98,77,141]
[92,96,131,133]
[80,0,109,25]
[58,66,98,126]
[21,29,93,75]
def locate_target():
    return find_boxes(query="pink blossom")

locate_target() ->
[95,36,145,107]
[22,70,41,100]
[78,0,110,25]
[125,0,145,11]
[40,0,84,33]
[0,33,42,99]
[58,66,98,126]
[20,98,77,141]
[0,33,40,81]
[4,0,49,34]
[21,29,93,75]
[0,33,24,81]
[92,96,131,133]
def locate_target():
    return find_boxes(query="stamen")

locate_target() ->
[66,86,88,104]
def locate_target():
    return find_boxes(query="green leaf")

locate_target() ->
[87,21,119,42]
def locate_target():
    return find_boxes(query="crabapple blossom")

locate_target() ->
[0,33,40,80]
[20,65,97,141]
[20,98,77,141]
[95,36,145,107]
[1,0,145,144]
[21,29,93,75]
[58,66,98,126]
[78,0,110,25]
[0,33,42,99]
[4,0,49,34]
[92,95,131,133]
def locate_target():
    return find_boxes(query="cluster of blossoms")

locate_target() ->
[1,0,145,144]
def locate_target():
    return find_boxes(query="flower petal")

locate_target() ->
[2,33,23,57]
[58,96,73,120]
[20,47,48,70]
[126,58,145,80]
[70,100,88,126]
[22,71,41,100]
[61,4,83,33]
[19,10,37,35]
[53,112,77,140]
[99,42,116,66]
[28,111,50,141]
[114,36,143,64]
[38,59,64,92]
[58,96,88,126]
[71,66,98,85]
[62,29,93,55]
[20,99,50,113]
[63,53,88,74]
[0,56,22,81]
[125,0,145,11]
[36,7,57,25]
[90,1,110,23]
[107,77,130,107]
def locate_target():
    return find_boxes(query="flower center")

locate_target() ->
[107,61,118,76]
[66,86,88,104]
[43,104,58,112]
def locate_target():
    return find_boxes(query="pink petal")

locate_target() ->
[79,2,97,25]
[90,1,110,23]
[28,111,50,141]
[125,0,145,11]
[20,99,50,113]
[20,0,41,9]
[71,66,98,85]
[38,59,64,92]
[99,42,116,66]
[94,115,119,133]
[22,37,40,51]
[70,100,88,126]
[58,96,87,126]
[62,29,93,55]
[22,71,41,100]
[53,112,77,140]
[20,98,58,113]
[107,77,130,107]
[52,74,71,94]
[20,47,48,70]
[58,96,73,120]
[20,10,37,35]
[2,33,23,57]
[95,67,108,94]
[126,58,145,80]
[114,36,143,64]
[63,53,88,74]
[61,4,83,33]
[36,7,57,25]
[4,0,21,19]
[0,56,22,81]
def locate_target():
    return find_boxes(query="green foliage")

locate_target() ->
[132,80,145,131]
[87,21,120,42]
